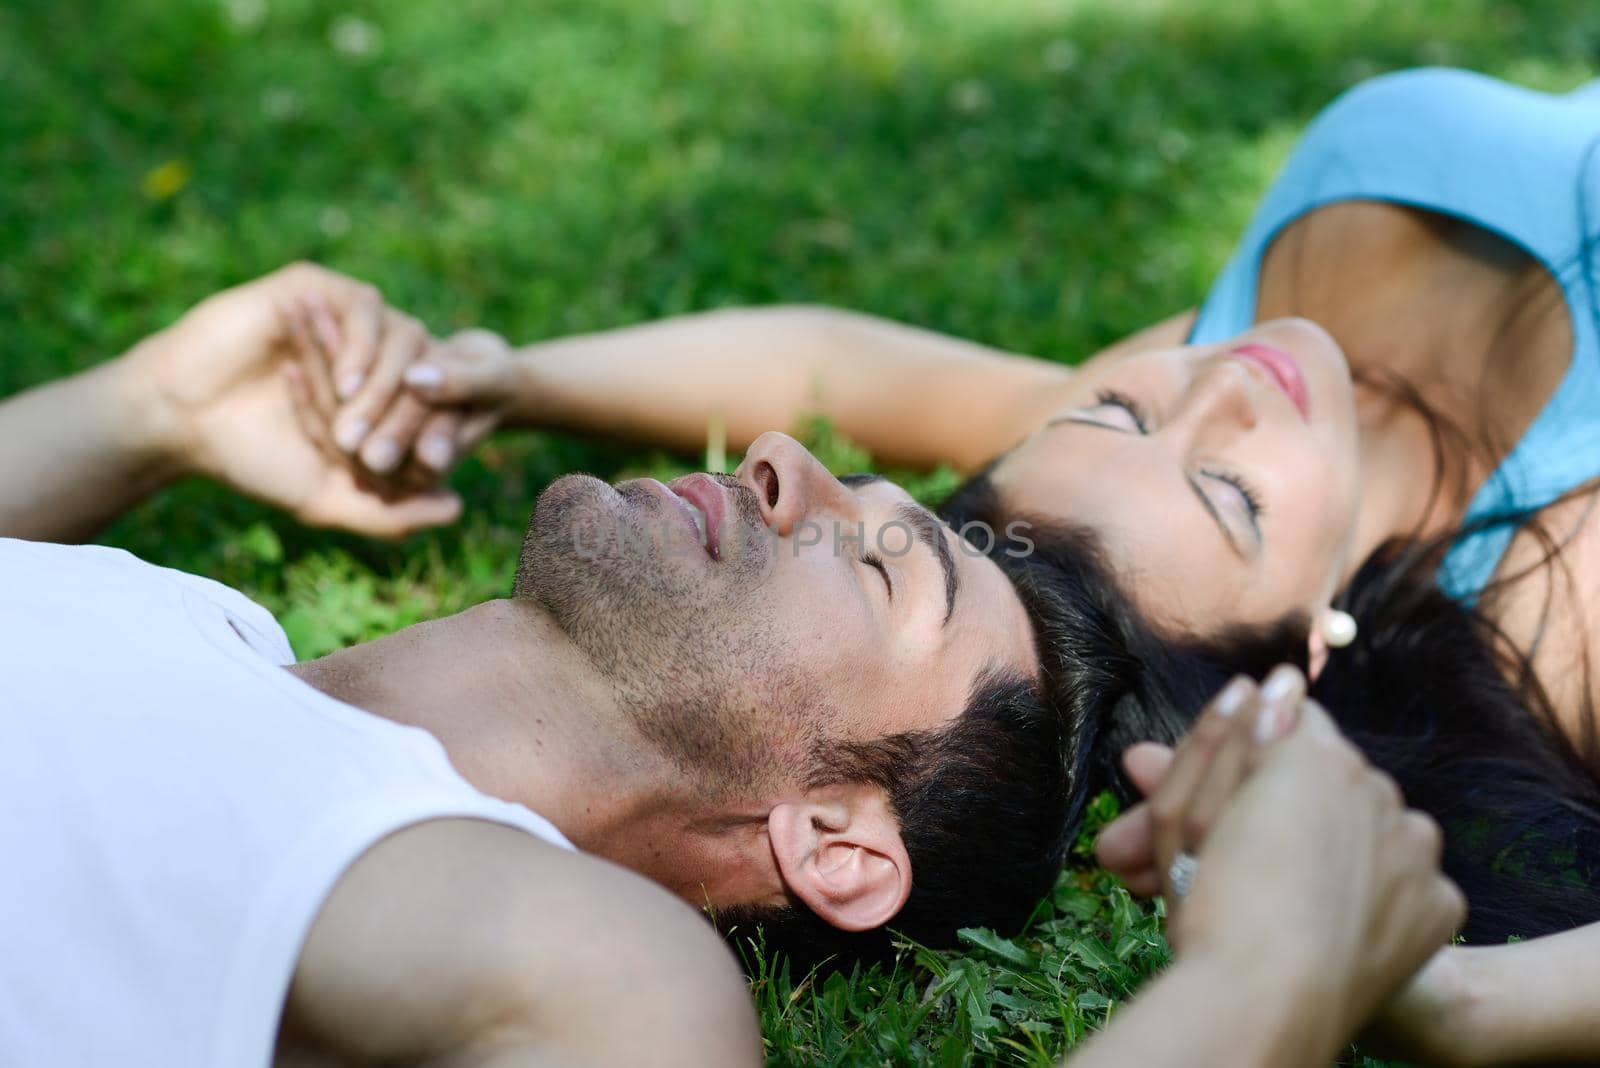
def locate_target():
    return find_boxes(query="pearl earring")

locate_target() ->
[1319,608,1358,649]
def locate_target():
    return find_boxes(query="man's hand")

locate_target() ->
[126,263,466,537]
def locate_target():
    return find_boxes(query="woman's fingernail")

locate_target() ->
[1254,705,1282,744]
[363,440,400,472]
[404,364,443,390]
[337,371,365,400]
[1214,677,1252,718]
[1261,665,1303,706]
[335,419,369,454]
[418,437,452,469]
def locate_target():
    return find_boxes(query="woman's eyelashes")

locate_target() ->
[1079,388,1265,536]
[1202,468,1266,531]
[1090,389,1150,433]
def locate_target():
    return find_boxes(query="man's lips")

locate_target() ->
[635,478,714,558]
[1230,342,1310,420]
[667,472,727,559]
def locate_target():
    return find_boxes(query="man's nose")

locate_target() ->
[735,431,858,536]
[1171,355,1260,440]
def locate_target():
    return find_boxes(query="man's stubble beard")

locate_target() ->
[521,477,826,798]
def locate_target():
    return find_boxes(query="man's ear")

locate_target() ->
[766,785,911,933]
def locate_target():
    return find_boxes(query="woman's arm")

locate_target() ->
[1373,923,1600,1066]
[503,306,1073,471]
[360,305,1197,475]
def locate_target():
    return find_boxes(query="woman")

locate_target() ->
[335,68,1600,729]
[301,68,1600,1062]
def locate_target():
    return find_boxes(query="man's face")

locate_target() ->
[520,432,1039,797]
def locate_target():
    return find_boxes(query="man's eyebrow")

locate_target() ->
[839,473,886,487]
[1185,475,1253,563]
[894,503,958,626]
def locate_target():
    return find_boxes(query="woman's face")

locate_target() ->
[991,317,1363,633]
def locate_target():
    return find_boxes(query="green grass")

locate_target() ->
[5,1,1597,1063]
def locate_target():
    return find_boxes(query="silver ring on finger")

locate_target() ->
[1167,850,1200,902]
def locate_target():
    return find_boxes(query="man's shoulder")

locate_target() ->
[279,818,758,1067]
[0,537,290,662]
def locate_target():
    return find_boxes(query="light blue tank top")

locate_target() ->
[1188,68,1600,601]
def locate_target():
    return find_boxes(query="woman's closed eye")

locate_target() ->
[1200,468,1266,537]
[1047,389,1152,435]
[1049,387,1267,555]
[1205,469,1264,521]
[1088,389,1150,433]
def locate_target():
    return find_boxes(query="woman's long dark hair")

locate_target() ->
[942,476,1600,943]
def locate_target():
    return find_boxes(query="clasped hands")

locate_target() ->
[120,262,519,537]
[1095,665,1476,1064]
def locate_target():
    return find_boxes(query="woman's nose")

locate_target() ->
[735,431,858,537]
[1173,356,1260,439]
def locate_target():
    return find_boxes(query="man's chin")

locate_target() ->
[533,472,614,516]
[527,473,622,563]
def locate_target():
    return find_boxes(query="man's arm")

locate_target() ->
[277,818,760,1068]
[0,264,466,544]
[1068,944,1346,1068]
[0,350,185,542]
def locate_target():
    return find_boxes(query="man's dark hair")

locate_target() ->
[720,495,1145,972]
[720,541,1083,973]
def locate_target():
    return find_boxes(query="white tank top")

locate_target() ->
[0,538,572,1067]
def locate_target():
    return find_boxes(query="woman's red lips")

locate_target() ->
[668,473,726,559]
[1231,342,1310,420]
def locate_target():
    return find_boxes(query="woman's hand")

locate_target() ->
[1096,668,1467,1053]
[1094,672,1299,903]
[293,291,516,481]
[124,262,465,537]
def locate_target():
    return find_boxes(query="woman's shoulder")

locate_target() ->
[1310,67,1564,132]
[1483,488,1600,744]
[1297,67,1599,178]
[1319,66,1499,110]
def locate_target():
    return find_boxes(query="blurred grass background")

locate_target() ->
[4,0,1597,1063]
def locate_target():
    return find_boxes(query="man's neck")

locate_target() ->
[287,600,643,838]
[283,599,786,909]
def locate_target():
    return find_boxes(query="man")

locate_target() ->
[0,265,1074,1064]
[3,264,1469,1068]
